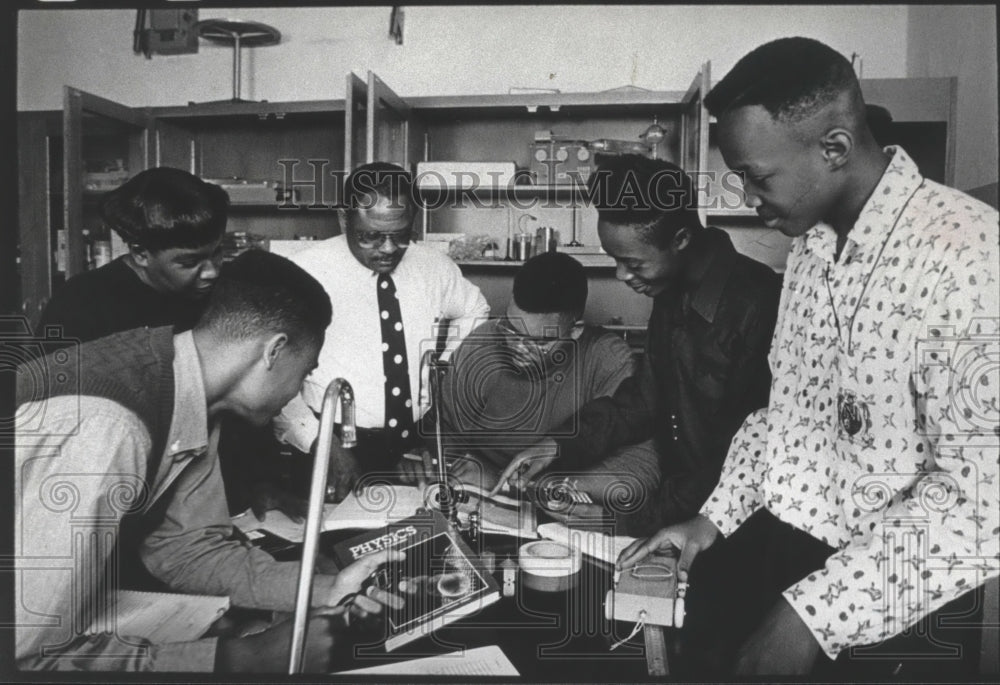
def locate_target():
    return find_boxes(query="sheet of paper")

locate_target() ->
[334,644,519,676]
[537,522,638,566]
[232,504,336,543]
[326,484,428,530]
[86,590,229,644]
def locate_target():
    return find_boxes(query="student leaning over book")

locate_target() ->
[14,251,401,672]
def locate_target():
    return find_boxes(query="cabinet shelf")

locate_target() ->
[227,202,333,212]
[417,183,589,201]
[406,89,689,116]
[707,208,762,222]
[454,253,614,269]
[153,99,345,120]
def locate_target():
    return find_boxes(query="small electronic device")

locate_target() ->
[415,162,518,189]
[530,140,594,185]
[203,178,294,205]
[605,552,678,627]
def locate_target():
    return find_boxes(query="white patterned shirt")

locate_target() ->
[701,147,1000,659]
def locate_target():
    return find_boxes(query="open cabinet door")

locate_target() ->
[681,62,711,226]
[366,71,411,168]
[64,86,149,277]
[345,72,368,172]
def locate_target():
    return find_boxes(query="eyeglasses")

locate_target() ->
[354,230,412,248]
[496,316,563,350]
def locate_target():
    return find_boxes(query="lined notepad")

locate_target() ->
[86,590,229,644]
[335,644,519,676]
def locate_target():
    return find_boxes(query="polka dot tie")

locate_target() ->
[377,273,415,452]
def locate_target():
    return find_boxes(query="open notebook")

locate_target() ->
[85,590,229,644]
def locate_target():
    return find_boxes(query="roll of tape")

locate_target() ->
[518,541,582,591]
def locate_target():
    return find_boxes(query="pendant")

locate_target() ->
[837,389,871,437]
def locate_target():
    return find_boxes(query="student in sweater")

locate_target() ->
[401,252,660,510]
[15,251,401,672]
[618,37,999,676]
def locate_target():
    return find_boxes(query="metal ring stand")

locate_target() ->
[194,19,281,103]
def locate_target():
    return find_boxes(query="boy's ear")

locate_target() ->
[263,333,289,370]
[130,244,150,267]
[672,226,692,253]
[822,127,854,170]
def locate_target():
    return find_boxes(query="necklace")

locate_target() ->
[823,180,923,350]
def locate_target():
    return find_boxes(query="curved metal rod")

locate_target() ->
[288,378,356,674]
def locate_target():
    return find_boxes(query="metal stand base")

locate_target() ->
[193,19,280,103]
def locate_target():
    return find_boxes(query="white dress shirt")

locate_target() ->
[701,147,1000,659]
[274,236,490,452]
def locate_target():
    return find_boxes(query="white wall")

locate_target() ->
[907,4,998,192]
[18,5,910,109]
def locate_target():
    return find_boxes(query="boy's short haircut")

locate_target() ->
[197,250,333,350]
[704,36,858,122]
[513,252,588,319]
[588,154,700,249]
[100,167,229,252]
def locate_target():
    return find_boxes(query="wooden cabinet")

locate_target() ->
[16,94,349,325]
[16,73,955,329]
[149,98,347,241]
[347,66,711,328]
[16,87,148,324]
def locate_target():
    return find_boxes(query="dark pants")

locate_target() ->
[680,508,984,678]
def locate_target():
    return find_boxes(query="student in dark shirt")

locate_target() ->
[39,167,226,340]
[495,156,782,533]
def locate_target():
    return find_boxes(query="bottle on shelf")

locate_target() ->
[88,222,113,270]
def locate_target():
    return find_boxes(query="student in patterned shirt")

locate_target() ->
[619,37,999,676]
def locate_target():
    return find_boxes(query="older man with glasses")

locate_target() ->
[274,162,489,500]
